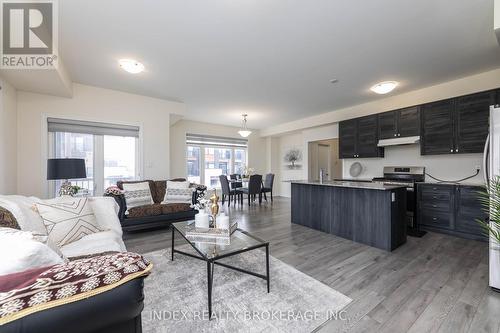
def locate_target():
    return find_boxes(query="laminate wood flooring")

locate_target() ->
[123,197,499,333]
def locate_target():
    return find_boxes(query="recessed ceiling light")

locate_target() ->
[119,59,145,74]
[370,81,398,94]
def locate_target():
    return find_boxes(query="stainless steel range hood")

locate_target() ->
[377,136,420,147]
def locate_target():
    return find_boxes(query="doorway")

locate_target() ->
[308,139,341,181]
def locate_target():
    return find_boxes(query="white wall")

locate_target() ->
[276,132,304,197]
[342,145,484,184]
[0,78,17,194]
[273,124,339,197]
[262,68,500,136]
[170,119,267,179]
[17,83,186,198]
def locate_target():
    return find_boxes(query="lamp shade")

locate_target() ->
[47,158,87,180]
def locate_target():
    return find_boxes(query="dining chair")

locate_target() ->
[229,174,243,190]
[219,175,242,206]
[261,173,275,202]
[240,174,263,206]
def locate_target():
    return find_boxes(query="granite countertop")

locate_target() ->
[290,180,407,191]
[415,181,486,187]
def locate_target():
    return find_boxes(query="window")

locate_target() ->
[48,118,140,196]
[104,135,137,189]
[186,134,247,188]
[53,132,95,196]
[186,146,201,184]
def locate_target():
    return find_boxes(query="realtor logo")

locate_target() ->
[1,0,58,69]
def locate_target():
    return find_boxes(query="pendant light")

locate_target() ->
[238,114,252,137]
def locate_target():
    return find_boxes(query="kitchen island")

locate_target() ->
[291,180,407,251]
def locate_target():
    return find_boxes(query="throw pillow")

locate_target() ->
[162,180,193,204]
[167,180,190,189]
[0,196,48,235]
[122,182,154,211]
[35,197,104,247]
[0,206,20,229]
[0,228,64,275]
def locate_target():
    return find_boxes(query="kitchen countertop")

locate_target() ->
[415,181,486,187]
[290,180,407,191]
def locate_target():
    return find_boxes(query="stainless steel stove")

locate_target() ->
[372,166,426,237]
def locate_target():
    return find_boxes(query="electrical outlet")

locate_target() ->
[475,165,481,171]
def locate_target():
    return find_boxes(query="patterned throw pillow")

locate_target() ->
[0,206,20,229]
[35,198,105,247]
[122,182,154,211]
[162,181,193,204]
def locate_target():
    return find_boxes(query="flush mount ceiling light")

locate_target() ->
[238,114,252,138]
[370,81,398,94]
[119,59,145,74]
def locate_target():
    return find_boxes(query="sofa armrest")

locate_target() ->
[104,193,127,222]
[1,277,145,333]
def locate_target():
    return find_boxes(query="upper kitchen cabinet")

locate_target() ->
[378,107,420,139]
[339,119,357,158]
[339,115,384,159]
[420,99,455,155]
[378,111,397,140]
[455,91,495,154]
[357,115,383,157]
[421,90,494,155]
[397,107,420,137]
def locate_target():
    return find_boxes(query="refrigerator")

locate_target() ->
[484,105,500,291]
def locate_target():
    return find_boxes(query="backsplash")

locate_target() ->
[342,144,484,184]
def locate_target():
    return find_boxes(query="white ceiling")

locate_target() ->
[59,0,500,129]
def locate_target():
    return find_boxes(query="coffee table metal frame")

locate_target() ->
[171,223,270,319]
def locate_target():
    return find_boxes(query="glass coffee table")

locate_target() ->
[171,221,270,318]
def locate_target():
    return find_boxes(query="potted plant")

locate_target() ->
[477,177,500,246]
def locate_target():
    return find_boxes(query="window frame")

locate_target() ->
[45,114,144,198]
[186,143,248,188]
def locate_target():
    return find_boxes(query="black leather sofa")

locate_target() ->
[2,277,146,333]
[106,179,205,232]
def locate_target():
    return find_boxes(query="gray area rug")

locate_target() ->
[142,246,351,333]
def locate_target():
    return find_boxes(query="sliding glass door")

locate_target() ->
[53,132,95,196]
[103,135,138,189]
[48,118,141,197]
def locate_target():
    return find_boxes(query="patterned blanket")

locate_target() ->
[0,252,152,325]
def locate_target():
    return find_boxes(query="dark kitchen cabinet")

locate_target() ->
[339,119,357,158]
[378,111,397,140]
[455,91,495,154]
[455,185,488,238]
[339,115,383,159]
[398,107,420,137]
[416,183,488,242]
[378,107,420,139]
[420,99,455,155]
[421,91,494,155]
[357,115,381,157]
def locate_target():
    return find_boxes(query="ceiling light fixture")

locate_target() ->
[119,59,145,74]
[370,81,398,94]
[238,114,252,138]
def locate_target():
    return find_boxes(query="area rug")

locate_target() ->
[142,246,351,333]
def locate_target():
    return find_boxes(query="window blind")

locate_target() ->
[186,133,248,148]
[47,118,139,138]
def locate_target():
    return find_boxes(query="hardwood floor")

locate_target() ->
[123,197,500,333]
